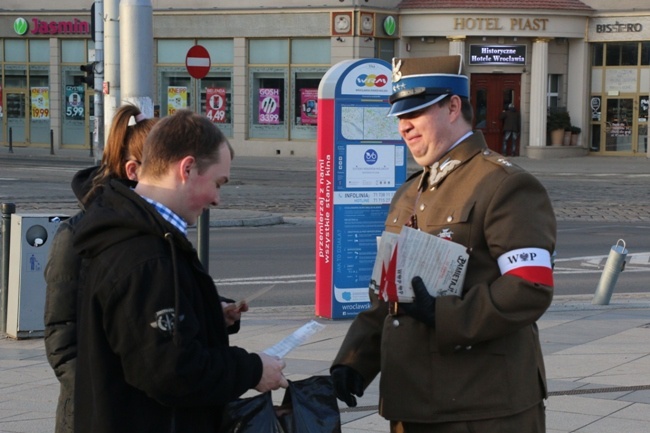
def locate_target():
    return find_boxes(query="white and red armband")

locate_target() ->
[497,248,554,287]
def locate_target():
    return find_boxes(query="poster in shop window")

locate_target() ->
[300,88,318,125]
[167,86,187,116]
[640,95,649,122]
[31,87,50,119]
[206,87,227,123]
[259,88,280,124]
[65,85,85,120]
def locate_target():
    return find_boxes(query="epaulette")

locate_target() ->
[480,148,518,171]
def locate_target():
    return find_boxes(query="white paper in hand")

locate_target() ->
[395,226,468,301]
[263,320,326,358]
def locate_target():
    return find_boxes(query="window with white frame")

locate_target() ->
[248,38,330,141]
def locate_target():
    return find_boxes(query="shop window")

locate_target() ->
[62,40,87,64]
[592,43,604,67]
[375,39,395,63]
[29,40,49,63]
[5,66,27,88]
[291,70,321,139]
[61,40,93,147]
[159,69,192,116]
[606,42,638,66]
[200,74,233,137]
[547,74,561,109]
[249,70,287,139]
[250,39,289,64]
[642,42,650,66]
[249,39,329,141]
[5,39,27,62]
[198,39,234,65]
[640,95,649,153]
[605,98,633,152]
[29,66,51,144]
[158,40,195,64]
[156,40,234,136]
[291,39,330,64]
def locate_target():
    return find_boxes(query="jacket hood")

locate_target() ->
[71,166,99,204]
[73,179,191,259]
[71,166,138,208]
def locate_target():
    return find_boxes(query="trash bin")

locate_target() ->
[6,214,67,339]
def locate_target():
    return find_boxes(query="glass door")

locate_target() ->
[604,98,633,153]
[639,95,648,154]
[470,74,521,153]
[6,90,27,145]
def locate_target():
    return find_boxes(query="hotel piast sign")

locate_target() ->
[469,45,526,66]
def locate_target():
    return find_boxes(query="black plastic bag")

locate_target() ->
[221,375,341,433]
[220,391,282,433]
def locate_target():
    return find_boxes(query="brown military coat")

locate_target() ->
[332,132,556,424]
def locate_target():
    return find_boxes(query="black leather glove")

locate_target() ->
[401,276,436,327]
[331,365,364,407]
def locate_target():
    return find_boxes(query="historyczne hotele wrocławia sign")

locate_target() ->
[469,45,526,66]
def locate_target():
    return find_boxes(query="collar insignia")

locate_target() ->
[429,158,461,188]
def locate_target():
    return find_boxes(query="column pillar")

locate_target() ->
[529,38,552,147]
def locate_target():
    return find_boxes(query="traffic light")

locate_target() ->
[80,62,95,89]
[90,2,96,42]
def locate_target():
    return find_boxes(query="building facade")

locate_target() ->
[0,0,647,158]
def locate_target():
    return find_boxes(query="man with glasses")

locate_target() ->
[331,55,556,433]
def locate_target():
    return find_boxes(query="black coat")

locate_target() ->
[72,180,262,433]
[43,166,97,433]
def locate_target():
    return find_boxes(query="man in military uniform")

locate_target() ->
[331,55,556,432]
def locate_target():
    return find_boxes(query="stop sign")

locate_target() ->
[185,45,211,79]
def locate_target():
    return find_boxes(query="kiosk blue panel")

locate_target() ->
[316,58,407,319]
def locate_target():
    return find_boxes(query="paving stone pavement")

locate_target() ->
[1,148,650,432]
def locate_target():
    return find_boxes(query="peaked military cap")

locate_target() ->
[387,55,469,117]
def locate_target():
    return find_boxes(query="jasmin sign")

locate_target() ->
[13,17,90,36]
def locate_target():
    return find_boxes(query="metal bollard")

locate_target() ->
[89,130,94,158]
[1,203,16,333]
[592,239,628,305]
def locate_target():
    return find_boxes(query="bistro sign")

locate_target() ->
[596,21,643,33]
[469,45,526,65]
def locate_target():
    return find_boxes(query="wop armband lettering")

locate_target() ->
[497,248,553,287]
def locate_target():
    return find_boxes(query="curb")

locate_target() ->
[210,213,284,227]
[244,293,650,318]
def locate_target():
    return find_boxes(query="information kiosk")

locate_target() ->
[315,58,407,319]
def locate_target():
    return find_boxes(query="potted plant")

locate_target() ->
[547,109,571,146]
[570,126,581,146]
